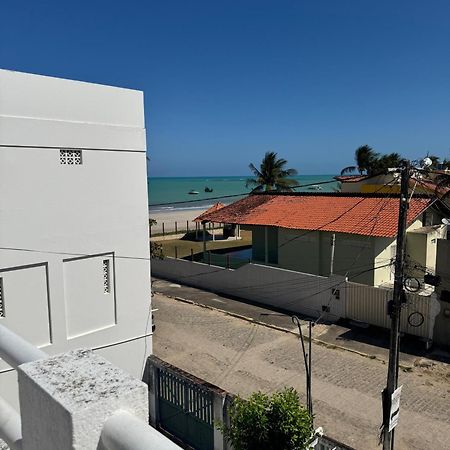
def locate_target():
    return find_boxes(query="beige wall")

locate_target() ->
[373,236,396,285]
[277,228,378,285]
[245,214,446,287]
[247,219,441,287]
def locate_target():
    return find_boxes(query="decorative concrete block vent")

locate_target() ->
[17,349,148,450]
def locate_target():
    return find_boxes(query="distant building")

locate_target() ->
[0,69,151,408]
[198,192,446,286]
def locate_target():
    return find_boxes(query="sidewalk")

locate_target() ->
[152,277,450,370]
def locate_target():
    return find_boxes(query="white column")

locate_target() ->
[0,396,22,450]
[212,395,225,450]
[18,349,148,450]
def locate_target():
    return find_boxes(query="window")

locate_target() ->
[103,260,110,294]
[0,278,4,317]
[60,149,82,165]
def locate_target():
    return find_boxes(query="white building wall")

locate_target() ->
[0,69,151,409]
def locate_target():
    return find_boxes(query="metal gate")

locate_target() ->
[157,367,214,450]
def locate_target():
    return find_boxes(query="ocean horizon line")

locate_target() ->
[148,174,337,179]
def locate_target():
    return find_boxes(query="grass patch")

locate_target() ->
[159,230,252,259]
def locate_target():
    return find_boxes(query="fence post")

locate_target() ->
[212,394,226,450]
[175,221,178,234]
[143,359,159,427]
[187,220,189,233]
[162,222,165,237]
[175,246,178,259]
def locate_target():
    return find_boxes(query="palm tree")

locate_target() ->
[341,146,404,176]
[341,145,379,176]
[246,151,298,192]
[371,152,404,174]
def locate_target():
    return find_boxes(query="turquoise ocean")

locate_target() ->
[148,175,338,212]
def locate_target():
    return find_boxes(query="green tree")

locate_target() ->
[149,219,164,259]
[246,151,298,192]
[150,241,164,259]
[341,146,403,176]
[340,145,379,175]
[218,388,313,450]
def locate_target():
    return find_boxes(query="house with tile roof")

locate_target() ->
[197,192,447,286]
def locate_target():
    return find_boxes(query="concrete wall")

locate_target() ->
[434,239,450,347]
[345,283,438,340]
[0,70,151,409]
[151,257,346,320]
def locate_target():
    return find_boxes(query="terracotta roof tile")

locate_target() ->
[334,175,369,183]
[194,202,226,222]
[200,194,432,238]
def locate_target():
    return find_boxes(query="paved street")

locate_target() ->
[152,287,450,450]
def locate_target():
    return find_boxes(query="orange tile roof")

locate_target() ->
[334,175,369,183]
[193,202,226,222]
[199,194,432,238]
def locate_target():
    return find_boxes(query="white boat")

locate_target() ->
[307,185,323,191]
[188,190,199,195]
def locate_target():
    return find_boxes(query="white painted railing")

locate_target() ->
[0,324,181,450]
[0,324,47,369]
[100,410,180,450]
[0,396,22,450]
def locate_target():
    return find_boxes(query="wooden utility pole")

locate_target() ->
[382,162,410,449]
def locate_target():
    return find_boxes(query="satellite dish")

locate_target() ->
[442,218,450,225]
[422,157,433,168]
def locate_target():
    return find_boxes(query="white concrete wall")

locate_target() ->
[151,258,346,320]
[0,70,151,409]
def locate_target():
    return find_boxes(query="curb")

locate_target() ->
[153,290,414,371]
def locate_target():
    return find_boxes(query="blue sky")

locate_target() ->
[1,1,450,176]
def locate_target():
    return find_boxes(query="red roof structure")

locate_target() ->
[193,202,226,222]
[198,194,432,238]
[334,175,370,183]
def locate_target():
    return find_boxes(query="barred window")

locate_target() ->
[0,278,4,318]
[60,150,82,165]
[103,260,110,294]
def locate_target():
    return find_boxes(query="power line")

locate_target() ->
[0,246,152,263]
[279,178,399,249]
[148,172,405,209]
[148,179,339,208]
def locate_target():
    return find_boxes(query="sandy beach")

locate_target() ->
[149,208,208,234]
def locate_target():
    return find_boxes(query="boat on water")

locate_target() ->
[307,185,323,191]
[188,190,199,195]
[204,187,213,193]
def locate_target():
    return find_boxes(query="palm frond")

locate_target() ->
[340,166,357,175]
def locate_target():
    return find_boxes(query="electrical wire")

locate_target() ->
[148,179,340,208]
[150,261,395,426]
[147,172,397,209]
[314,193,397,324]
[0,246,152,263]
[278,179,399,249]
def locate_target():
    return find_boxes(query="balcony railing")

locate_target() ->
[0,324,181,450]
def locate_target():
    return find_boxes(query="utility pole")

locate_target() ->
[292,316,313,420]
[382,161,410,449]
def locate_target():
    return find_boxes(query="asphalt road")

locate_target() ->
[152,287,450,450]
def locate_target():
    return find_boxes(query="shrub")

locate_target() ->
[219,388,313,450]
[150,241,164,259]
